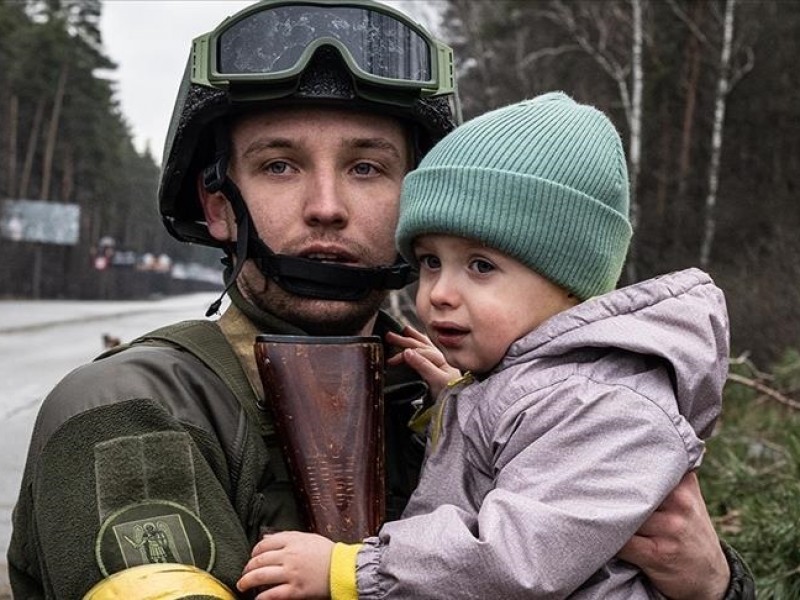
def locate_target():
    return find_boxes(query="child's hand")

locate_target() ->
[237,531,334,599]
[386,325,461,400]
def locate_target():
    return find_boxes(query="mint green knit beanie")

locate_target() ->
[396,92,632,300]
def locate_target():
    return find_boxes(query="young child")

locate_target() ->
[237,93,729,599]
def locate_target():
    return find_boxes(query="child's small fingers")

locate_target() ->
[255,583,292,600]
[386,353,404,366]
[242,555,269,574]
[408,349,461,381]
[401,324,430,341]
[403,350,447,380]
[411,346,445,365]
[385,331,422,350]
[237,565,283,592]
[251,534,285,556]
[407,347,457,377]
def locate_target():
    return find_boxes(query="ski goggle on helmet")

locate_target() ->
[189,0,457,105]
[159,0,461,249]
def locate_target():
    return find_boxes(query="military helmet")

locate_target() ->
[82,563,236,600]
[159,0,462,247]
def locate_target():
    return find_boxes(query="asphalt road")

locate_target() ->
[0,293,219,597]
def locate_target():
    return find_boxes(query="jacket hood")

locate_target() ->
[500,268,729,439]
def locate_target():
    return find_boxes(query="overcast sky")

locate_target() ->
[99,1,252,159]
[98,0,441,162]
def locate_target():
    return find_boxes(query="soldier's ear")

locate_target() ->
[197,174,236,243]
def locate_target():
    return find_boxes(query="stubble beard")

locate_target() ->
[240,263,388,336]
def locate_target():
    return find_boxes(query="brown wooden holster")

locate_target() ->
[254,334,385,543]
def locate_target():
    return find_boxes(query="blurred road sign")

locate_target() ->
[1,199,80,245]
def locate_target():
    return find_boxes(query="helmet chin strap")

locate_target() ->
[202,157,414,316]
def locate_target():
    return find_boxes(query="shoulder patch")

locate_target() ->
[95,500,215,577]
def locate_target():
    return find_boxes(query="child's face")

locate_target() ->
[414,234,579,374]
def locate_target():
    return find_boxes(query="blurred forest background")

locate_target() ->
[1,0,799,595]
[0,0,220,301]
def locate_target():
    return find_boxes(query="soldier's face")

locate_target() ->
[201,106,411,334]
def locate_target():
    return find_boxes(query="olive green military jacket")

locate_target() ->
[7,297,427,599]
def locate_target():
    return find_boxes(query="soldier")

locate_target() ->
[9,1,752,598]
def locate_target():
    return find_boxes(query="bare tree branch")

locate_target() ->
[727,373,800,411]
[519,44,581,70]
[730,45,755,89]
[729,353,776,382]
[665,0,711,47]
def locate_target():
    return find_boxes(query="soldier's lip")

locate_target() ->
[299,244,359,264]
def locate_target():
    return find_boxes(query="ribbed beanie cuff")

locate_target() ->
[397,92,633,300]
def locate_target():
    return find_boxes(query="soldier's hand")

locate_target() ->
[617,471,730,600]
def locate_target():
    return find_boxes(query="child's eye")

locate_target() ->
[469,258,495,274]
[418,254,441,270]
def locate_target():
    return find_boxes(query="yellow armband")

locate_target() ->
[330,542,362,600]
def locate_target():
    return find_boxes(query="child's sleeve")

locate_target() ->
[330,543,361,600]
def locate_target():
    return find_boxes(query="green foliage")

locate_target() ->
[703,351,800,598]
[772,349,800,392]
